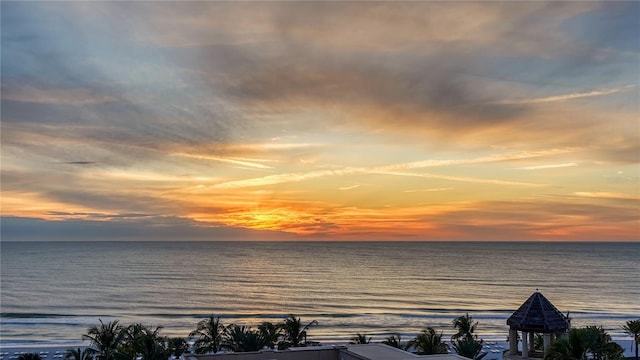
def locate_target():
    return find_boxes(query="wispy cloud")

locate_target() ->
[517,163,578,170]
[212,149,557,189]
[573,192,640,200]
[377,171,544,187]
[339,185,360,191]
[213,170,336,189]
[382,148,579,171]
[495,85,636,105]
[171,153,273,170]
[2,85,117,105]
[404,188,453,193]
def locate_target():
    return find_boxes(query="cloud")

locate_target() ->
[170,152,273,170]
[1,2,637,241]
[404,188,453,193]
[495,85,636,105]
[0,216,295,241]
[57,161,96,166]
[376,170,543,188]
[517,163,579,170]
[416,199,640,241]
[572,192,640,201]
[1,84,117,105]
[211,148,571,189]
[338,185,360,191]
[2,1,635,160]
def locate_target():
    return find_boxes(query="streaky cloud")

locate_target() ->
[494,84,636,105]
[338,185,360,191]
[573,192,640,201]
[517,163,578,170]
[1,84,117,105]
[171,152,273,170]
[404,188,453,193]
[211,149,560,189]
[376,171,544,188]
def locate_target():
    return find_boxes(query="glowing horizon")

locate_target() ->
[1,2,638,241]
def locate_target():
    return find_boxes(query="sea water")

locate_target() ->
[1,241,638,347]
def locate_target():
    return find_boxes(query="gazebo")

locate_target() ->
[506,291,570,358]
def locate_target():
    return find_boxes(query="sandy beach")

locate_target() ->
[0,347,80,360]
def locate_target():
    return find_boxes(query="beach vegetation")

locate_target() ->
[453,338,486,360]
[623,319,640,360]
[278,315,318,349]
[167,337,189,358]
[126,324,168,360]
[450,314,486,360]
[83,319,126,360]
[407,327,449,355]
[381,333,405,349]
[82,321,169,360]
[452,313,479,342]
[188,315,225,354]
[222,324,270,352]
[350,333,372,344]
[64,348,96,360]
[18,354,42,360]
[584,326,624,360]
[258,321,283,350]
[77,315,632,358]
[544,327,623,360]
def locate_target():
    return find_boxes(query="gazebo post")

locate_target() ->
[509,329,519,355]
[522,331,529,358]
[543,333,551,356]
[528,332,535,353]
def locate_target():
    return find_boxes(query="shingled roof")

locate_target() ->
[507,291,570,333]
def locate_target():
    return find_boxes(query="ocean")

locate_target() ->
[1,241,638,348]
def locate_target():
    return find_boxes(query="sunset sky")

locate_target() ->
[2,1,638,241]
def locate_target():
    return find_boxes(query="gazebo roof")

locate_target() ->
[507,291,569,333]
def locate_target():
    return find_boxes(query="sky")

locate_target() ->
[1,1,639,241]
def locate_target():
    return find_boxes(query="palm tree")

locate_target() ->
[407,327,449,355]
[623,319,640,360]
[223,325,269,352]
[64,348,96,360]
[545,327,623,360]
[545,334,577,360]
[83,319,126,360]
[120,323,147,360]
[189,315,225,354]
[279,315,318,349]
[350,333,372,344]
[135,326,168,360]
[381,334,404,349]
[546,328,592,360]
[258,321,282,350]
[18,354,41,360]
[167,338,189,358]
[452,313,479,342]
[453,338,486,360]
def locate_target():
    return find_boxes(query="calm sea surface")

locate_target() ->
[1,241,639,347]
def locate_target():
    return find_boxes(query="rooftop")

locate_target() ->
[185,344,471,360]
